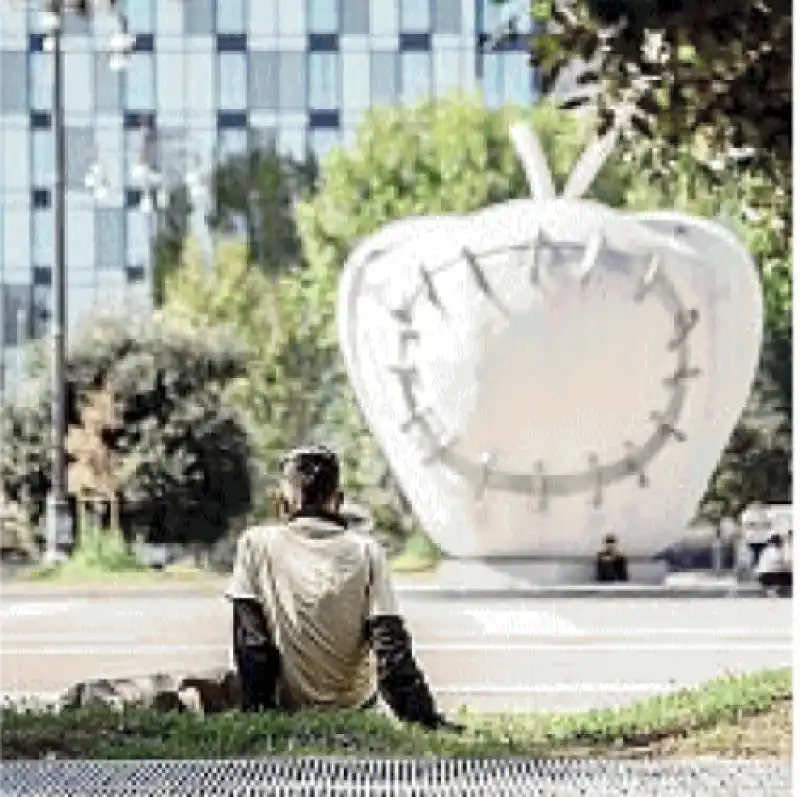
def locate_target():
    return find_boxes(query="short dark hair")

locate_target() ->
[280,445,340,508]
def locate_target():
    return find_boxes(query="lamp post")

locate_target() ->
[40,1,133,564]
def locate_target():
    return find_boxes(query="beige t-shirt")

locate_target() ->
[225,516,399,710]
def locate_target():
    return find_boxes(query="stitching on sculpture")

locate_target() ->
[387,237,699,503]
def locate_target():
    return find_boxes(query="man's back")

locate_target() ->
[227,514,394,710]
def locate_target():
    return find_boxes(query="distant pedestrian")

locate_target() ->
[755,533,792,597]
[595,534,629,583]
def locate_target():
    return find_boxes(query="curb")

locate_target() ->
[0,583,765,601]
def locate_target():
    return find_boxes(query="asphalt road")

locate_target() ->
[0,593,791,713]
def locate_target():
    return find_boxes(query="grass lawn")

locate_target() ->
[1,669,791,761]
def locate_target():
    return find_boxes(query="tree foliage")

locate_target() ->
[522,0,791,189]
[164,240,337,518]
[0,314,255,547]
[152,145,317,306]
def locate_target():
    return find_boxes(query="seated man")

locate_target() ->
[595,534,629,583]
[756,533,792,596]
[225,445,459,730]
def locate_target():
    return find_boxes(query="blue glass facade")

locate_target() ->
[0,0,537,393]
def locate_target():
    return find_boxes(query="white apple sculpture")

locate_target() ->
[338,122,763,585]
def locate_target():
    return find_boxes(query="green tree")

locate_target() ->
[152,145,318,305]
[514,0,791,188]
[0,314,255,547]
[165,239,337,519]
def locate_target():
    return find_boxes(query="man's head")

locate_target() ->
[278,445,342,516]
[603,534,618,553]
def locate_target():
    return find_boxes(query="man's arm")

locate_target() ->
[365,542,456,730]
[226,530,280,712]
[233,599,280,712]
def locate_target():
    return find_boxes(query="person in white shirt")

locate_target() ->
[225,445,463,730]
[755,533,792,596]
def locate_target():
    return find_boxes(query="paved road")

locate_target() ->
[0,594,791,713]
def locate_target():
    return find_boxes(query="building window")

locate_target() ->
[218,52,248,111]
[248,0,278,36]
[482,53,503,108]
[342,53,370,111]
[186,51,216,117]
[95,208,125,270]
[308,0,339,33]
[66,127,95,191]
[217,33,248,51]
[125,53,156,111]
[218,0,246,33]
[371,52,398,106]
[308,53,339,111]
[309,110,340,129]
[433,0,462,33]
[2,204,31,271]
[32,129,54,187]
[64,52,94,116]
[278,127,306,161]
[32,208,53,267]
[341,0,370,34]
[29,52,52,112]
[277,0,306,36]
[400,32,430,51]
[156,0,184,36]
[95,52,122,112]
[504,55,532,105]
[67,202,95,270]
[185,0,216,35]
[125,208,150,266]
[308,129,342,163]
[2,52,28,113]
[125,0,155,33]
[218,129,249,158]
[400,0,430,32]
[3,127,30,190]
[369,0,398,36]
[279,53,307,111]
[32,266,52,286]
[400,52,431,106]
[433,47,461,94]
[249,51,279,110]
[156,50,185,119]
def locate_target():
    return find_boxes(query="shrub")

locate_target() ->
[0,313,256,548]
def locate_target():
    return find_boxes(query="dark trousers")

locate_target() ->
[758,571,792,595]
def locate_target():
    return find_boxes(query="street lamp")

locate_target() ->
[39,1,134,564]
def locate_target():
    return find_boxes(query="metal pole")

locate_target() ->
[46,4,71,563]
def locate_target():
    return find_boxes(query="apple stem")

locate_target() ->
[509,123,557,200]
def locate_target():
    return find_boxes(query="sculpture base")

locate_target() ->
[436,556,668,589]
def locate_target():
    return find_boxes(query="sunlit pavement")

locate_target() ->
[0,593,791,713]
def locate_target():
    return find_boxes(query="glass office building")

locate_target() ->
[0,0,538,396]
